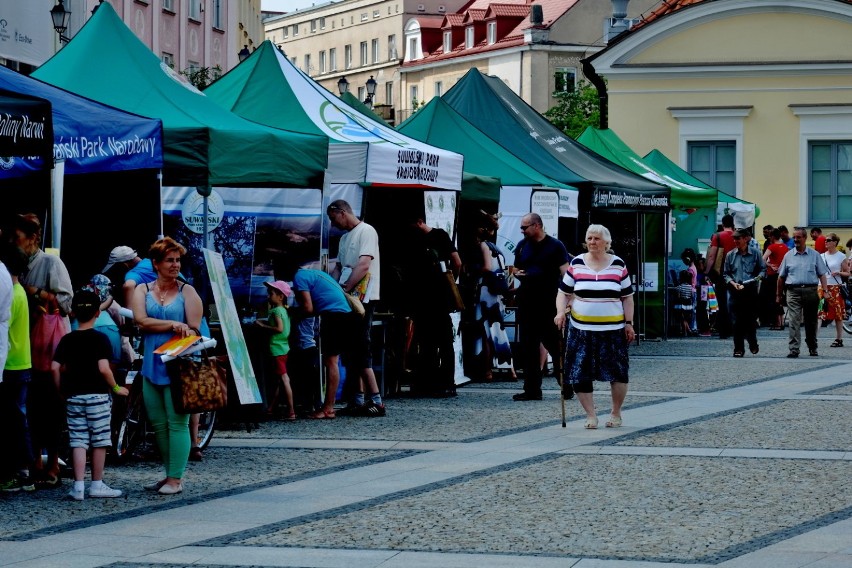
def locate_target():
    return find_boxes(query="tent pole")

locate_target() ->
[157,170,164,239]
[50,160,65,250]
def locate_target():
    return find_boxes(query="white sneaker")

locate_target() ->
[88,483,122,498]
[68,487,85,501]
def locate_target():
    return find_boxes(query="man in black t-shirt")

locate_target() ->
[512,213,571,401]
[407,217,462,397]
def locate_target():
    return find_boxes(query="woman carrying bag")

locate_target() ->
[818,233,849,347]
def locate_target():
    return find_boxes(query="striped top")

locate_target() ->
[559,253,633,331]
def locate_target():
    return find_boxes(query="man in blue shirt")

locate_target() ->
[776,227,829,358]
[723,229,766,357]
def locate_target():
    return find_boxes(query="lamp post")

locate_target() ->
[238,45,251,62]
[50,0,71,44]
[364,75,377,108]
[337,76,349,95]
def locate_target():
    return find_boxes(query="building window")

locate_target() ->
[360,41,368,66]
[409,37,418,60]
[162,52,174,68]
[188,60,201,74]
[388,35,397,60]
[283,26,288,38]
[293,24,299,36]
[291,57,296,65]
[320,17,326,29]
[410,85,419,107]
[385,81,393,106]
[358,86,366,102]
[361,12,368,21]
[809,141,852,224]
[163,0,174,10]
[310,19,317,32]
[345,45,352,69]
[303,53,312,74]
[212,0,222,28]
[465,26,474,49]
[443,31,452,52]
[372,39,379,64]
[189,0,201,20]
[329,47,337,71]
[688,141,736,195]
[434,81,443,97]
[374,9,380,18]
[554,68,577,94]
[319,51,326,73]
[487,21,496,45]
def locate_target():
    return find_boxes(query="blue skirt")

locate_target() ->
[563,327,629,384]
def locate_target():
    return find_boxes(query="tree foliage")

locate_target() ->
[180,65,223,90]
[543,79,602,139]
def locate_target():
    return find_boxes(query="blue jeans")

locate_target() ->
[0,369,33,475]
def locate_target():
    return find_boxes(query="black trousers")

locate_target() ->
[518,303,561,397]
[411,310,455,394]
[729,285,759,352]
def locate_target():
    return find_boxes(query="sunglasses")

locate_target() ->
[520,223,538,231]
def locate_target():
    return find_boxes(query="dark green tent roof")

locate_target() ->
[442,69,670,211]
[398,96,576,193]
[577,127,717,209]
[32,3,328,188]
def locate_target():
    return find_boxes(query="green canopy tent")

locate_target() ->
[33,4,328,190]
[443,69,672,337]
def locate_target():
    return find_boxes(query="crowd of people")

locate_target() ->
[674,217,849,357]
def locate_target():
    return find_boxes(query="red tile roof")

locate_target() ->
[486,4,531,18]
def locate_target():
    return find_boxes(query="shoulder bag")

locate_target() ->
[344,290,366,317]
[166,349,228,414]
[31,298,69,372]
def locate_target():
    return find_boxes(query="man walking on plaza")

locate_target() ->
[704,214,736,339]
[777,227,829,358]
[723,229,766,357]
[512,213,570,401]
[326,199,385,416]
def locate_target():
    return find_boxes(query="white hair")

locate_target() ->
[585,224,612,252]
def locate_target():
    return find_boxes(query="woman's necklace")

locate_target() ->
[156,280,176,305]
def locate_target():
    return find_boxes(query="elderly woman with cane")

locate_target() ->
[554,224,635,429]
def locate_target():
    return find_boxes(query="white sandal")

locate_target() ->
[584,416,598,429]
[605,415,623,428]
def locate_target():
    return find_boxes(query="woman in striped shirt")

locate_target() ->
[555,225,635,430]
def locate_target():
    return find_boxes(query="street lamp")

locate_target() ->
[50,0,71,44]
[337,76,349,95]
[364,75,377,107]
[238,45,251,62]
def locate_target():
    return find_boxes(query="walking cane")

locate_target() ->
[557,325,567,428]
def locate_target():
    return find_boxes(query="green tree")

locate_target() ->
[543,79,601,139]
[180,65,223,90]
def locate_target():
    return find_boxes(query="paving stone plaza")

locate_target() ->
[2,329,851,568]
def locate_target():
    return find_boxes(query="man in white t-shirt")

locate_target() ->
[327,200,385,417]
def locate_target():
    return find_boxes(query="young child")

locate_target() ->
[255,281,294,420]
[51,290,129,501]
[674,270,696,337]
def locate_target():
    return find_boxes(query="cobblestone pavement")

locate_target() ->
[1,329,851,568]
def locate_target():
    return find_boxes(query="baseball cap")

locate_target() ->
[81,274,112,303]
[102,246,137,273]
[263,280,292,297]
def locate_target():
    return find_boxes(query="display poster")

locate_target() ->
[639,262,659,292]
[203,248,262,405]
[424,191,468,385]
[531,190,559,238]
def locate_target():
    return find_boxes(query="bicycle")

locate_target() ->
[111,318,217,462]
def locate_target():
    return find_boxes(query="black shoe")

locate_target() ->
[561,384,575,400]
[512,392,542,401]
[361,401,386,417]
[809,348,818,357]
[787,351,799,358]
[335,404,362,417]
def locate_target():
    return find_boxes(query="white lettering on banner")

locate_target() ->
[0,113,22,142]
[0,113,44,143]
[594,190,669,209]
[396,149,440,183]
[53,135,159,161]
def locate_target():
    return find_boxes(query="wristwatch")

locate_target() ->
[625,321,633,326]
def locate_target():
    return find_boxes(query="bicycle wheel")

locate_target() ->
[114,381,146,462]
[194,410,216,450]
[844,319,852,335]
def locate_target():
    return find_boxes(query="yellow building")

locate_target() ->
[585,0,852,240]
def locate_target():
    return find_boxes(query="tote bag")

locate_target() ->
[31,300,68,372]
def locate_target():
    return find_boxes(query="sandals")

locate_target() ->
[309,409,336,420]
[284,414,297,421]
[584,416,598,429]
[831,339,844,348]
[605,415,623,428]
[33,473,61,490]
